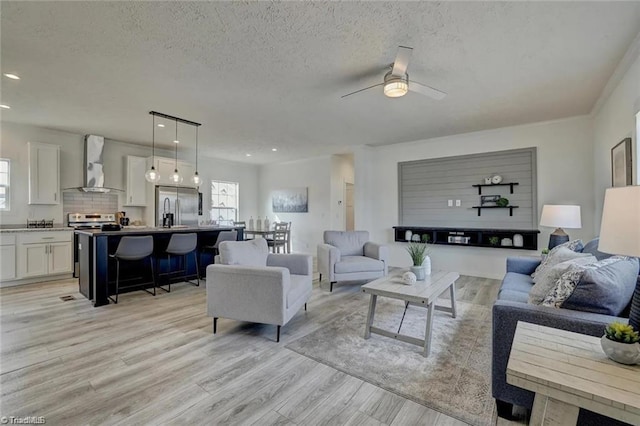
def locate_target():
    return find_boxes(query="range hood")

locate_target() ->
[64,135,122,193]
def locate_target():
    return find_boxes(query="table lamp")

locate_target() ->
[539,204,582,249]
[598,186,640,332]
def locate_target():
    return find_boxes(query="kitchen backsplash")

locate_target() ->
[62,192,118,224]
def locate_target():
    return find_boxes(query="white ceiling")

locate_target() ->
[1,2,639,164]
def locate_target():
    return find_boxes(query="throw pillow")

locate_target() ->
[562,257,639,316]
[218,238,269,267]
[542,257,639,316]
[531,244,589,282]
[528,255,597,305]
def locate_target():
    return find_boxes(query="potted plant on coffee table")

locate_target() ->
[406,241,431,281]
[601,322,640,365]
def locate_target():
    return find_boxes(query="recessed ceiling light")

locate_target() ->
[157,124,165,128]
[3,73,20,80]
[272,148,277,152]
[173,140,179,144]
[0,104,10,109]
[246,154,251,157]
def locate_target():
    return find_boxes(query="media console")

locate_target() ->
[393,226,540,251]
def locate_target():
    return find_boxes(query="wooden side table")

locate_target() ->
[506,321,640,425]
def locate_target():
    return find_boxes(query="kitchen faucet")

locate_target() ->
[162,197,174,228]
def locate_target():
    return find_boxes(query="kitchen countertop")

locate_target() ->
[0,226,71,233]
[74,225,239,236]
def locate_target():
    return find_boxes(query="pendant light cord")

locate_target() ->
[175,118,178,170]
[195,126,198,172]
[152,114,155,161]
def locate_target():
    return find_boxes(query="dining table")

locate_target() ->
[243,228,291,253]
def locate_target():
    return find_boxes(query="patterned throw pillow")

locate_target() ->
[542,256,638,315]
[528,255,597,305]
[531,240,585,281]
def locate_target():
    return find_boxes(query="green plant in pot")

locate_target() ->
[600,322,640,365]
[488,236,500,246]
[406,242,431,281]
[495,197,509,207]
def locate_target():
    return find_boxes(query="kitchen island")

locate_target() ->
[75,226,242,307]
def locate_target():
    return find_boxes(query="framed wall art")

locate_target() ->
[611,138,632,187]
[272,187,308,213]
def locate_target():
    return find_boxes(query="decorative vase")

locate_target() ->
[264,217,270,231]
[423,256,431,276]
[410,265,426,281]
[248,216,254,230]
[405,230,412,242]
[256,217,262,231]
[513,234,524,247]
[600,336,640,365]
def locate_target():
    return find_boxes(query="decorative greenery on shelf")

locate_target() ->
[541,248,550,255]
[488,236,500,246]
[495,197,510,207]
[421,234,430,243]
[604,322,640,344]
[406,242,431,266]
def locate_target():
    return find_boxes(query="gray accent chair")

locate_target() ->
[493,238,639,425]
[317,231,388,292]
[206,238,312,342]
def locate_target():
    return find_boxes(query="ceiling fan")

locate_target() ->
[341,46,447,100]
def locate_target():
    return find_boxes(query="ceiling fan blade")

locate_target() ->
[391,46,413,77]
[409,80,447,100]
[341,82,385,98]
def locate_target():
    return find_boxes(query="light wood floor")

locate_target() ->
[0,274,525,425]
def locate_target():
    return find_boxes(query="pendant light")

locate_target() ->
[144,114,161,183]
[191,126,202,187]
[169,118,183,184]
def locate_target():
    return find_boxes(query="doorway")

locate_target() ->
[345,182,354,231]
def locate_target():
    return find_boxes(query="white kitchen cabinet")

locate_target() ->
[17,231,73,279]
[48,242,73,275]
[179,161,196,185]
[124,156,148,206]
[0,235,16,281]
[28,142,60,205]
[20,243,48,278]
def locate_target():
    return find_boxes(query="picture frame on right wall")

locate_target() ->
[611,137,632,187]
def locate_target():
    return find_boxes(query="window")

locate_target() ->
[210,180,239,225]
[0,159,9,210]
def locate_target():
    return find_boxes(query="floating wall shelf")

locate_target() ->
[393,226,540,250]
[471,206,519,216]
[471,182,519,195]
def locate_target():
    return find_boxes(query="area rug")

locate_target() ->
[286,298,495,426]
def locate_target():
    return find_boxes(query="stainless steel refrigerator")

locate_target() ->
[155,186,201,227]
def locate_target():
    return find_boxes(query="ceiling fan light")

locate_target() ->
[384,81,408,98]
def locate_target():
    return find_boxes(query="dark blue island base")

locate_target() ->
[75,226,243,307]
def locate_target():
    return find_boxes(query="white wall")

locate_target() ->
[258,156,332,255]
[592,51,640,233]
[0,122,259,225]
[356,116,595,279]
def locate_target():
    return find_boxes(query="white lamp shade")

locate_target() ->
[598,186,640,257]
[539,205,582,229]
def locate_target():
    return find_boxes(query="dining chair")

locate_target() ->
[267,222,288,253]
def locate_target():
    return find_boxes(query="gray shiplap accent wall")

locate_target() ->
[398,148,537,229]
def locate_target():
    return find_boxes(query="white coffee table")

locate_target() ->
[507,321,640,425]
[361,269,460,357]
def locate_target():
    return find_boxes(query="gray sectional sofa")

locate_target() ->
[492,238,640,425]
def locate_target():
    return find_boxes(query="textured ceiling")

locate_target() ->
[1,2,639,164]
